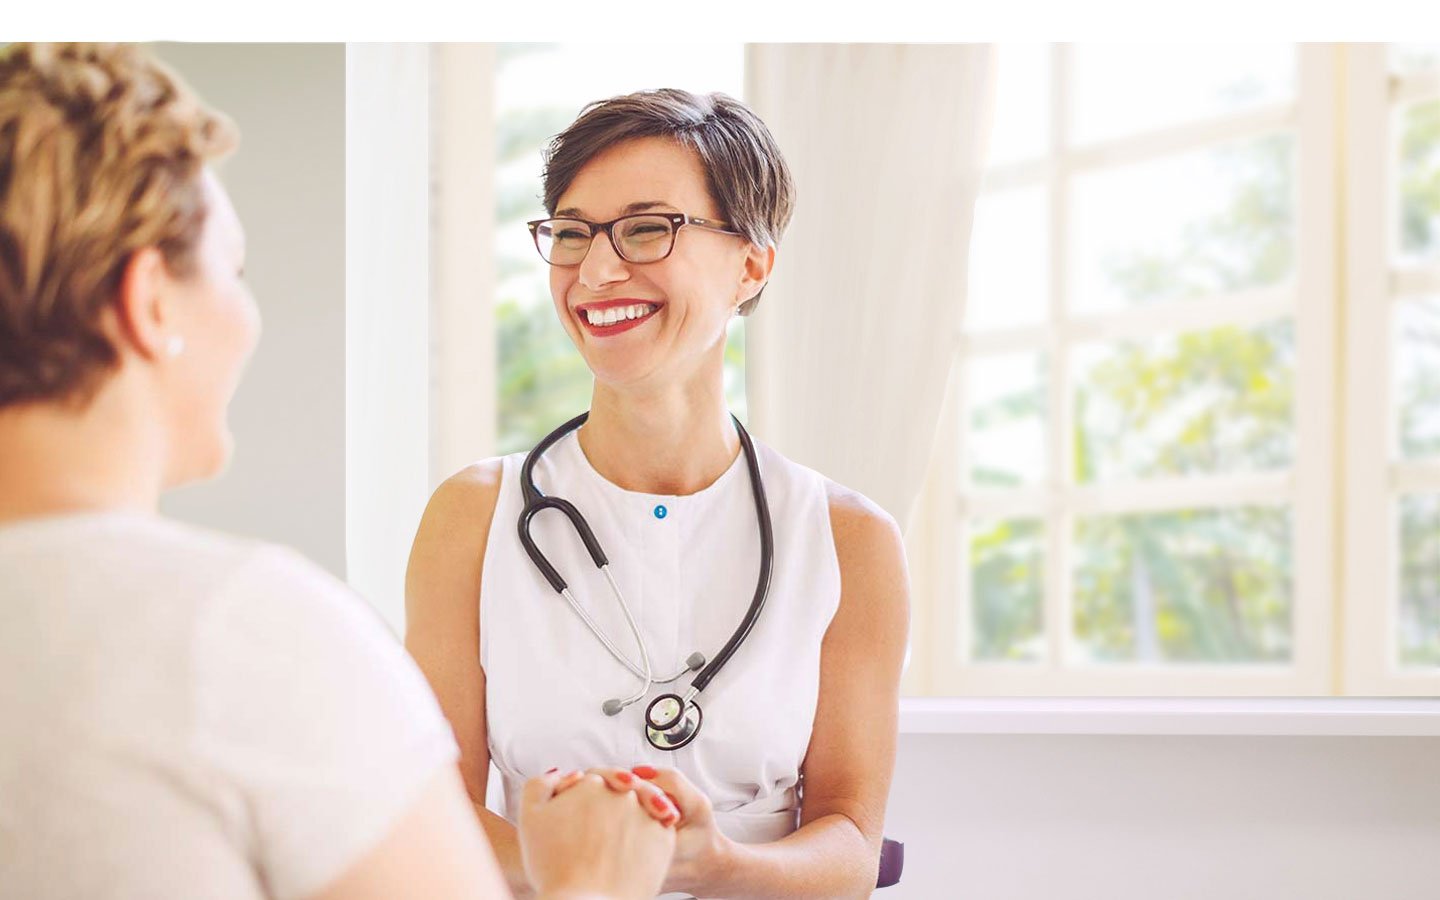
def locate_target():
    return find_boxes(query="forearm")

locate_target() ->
[474,800,535,898]
[694,813,878,900]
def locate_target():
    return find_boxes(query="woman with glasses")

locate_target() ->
[406,89,910,899]
[0,43,679,900]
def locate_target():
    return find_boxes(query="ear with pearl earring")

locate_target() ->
[166,335,186,357]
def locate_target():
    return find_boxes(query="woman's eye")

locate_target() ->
[625,225,669,239]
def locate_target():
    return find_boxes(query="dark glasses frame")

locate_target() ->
[526,212,742,266]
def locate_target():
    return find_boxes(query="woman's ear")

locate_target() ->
[113,247,177,361]
[737,242,776,306]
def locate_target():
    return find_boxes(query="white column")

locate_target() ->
[345,43,431,633]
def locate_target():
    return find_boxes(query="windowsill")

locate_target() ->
[898,697,1440,737]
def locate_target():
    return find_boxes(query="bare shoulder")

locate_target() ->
[404,457,507,624]
[824,478,905,565]
[427,457,506,526]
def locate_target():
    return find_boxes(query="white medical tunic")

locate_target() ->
[480,428,842,874]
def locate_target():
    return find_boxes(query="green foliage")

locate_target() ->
[970,519,1045,661]
[1400,99,1440,260]
[1400,494,1440,667]
[1072,508,1292,663]
[971,131,1301,664]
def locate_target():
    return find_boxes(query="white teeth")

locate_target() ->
[585,303,656,326]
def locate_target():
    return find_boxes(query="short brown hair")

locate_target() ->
[541,89,795,316]
[0,42,237,409]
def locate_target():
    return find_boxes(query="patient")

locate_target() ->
[0,42,675,900]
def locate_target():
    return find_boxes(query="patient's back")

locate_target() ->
[0,511,458,900]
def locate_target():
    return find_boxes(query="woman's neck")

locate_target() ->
[579,374,739,496]
[0,381,165,526]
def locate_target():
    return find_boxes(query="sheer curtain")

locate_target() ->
[743,44,994,533]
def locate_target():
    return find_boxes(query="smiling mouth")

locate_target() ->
[573,302,662,336]
[580,302,660,328]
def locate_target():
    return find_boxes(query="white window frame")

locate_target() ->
[1342,43,1440,696]
[906,43,1339,697]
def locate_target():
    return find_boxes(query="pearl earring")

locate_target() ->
[166,335,186,357]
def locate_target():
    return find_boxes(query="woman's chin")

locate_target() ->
[163,427,234,490]
[582,346,659,386]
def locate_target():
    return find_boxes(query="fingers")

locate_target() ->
[518,768,567,826]
[630,765,709,824]
[552,769,590,794]
[584,766,680,825]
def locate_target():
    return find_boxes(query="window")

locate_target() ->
[1343,43,1440,695]
[492,43,747,455]
[914,44,1340,696]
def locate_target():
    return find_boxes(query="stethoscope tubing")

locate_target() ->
[517,410,771,707]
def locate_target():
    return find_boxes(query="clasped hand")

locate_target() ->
[518,765,731,899]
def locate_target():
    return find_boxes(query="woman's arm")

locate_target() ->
[404,459,534,896]
[653,482,911,899]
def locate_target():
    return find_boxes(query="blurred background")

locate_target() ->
[127,42,1440,899]
[143,43,1440,701]
[348,42,1440,700]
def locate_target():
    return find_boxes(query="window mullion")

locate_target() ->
[1045,42,1073,671]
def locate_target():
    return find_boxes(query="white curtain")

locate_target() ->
[743,44,994,534]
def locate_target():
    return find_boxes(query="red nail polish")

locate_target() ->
[616,771,634,784]
[649,793,672,813]
[632,765,658,779]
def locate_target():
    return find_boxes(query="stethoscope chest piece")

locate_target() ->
[521,410,773,751]
[645,693,703,751]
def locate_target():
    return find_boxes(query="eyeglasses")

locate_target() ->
[526,212,741,267]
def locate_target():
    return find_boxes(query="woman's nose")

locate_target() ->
[577,230,631,291]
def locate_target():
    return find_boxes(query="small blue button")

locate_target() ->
[653,504,668,519]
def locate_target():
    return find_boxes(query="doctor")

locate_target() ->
[406,88,910,899]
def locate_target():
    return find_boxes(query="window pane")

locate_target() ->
[1073,320,1295,484]
[967,186,1049,331]
[988,43,1049,166]
[1399,493,1440,668]
[970,518,1045,662]
[968,353,1047,487]
[1396,297,1440,460]
[1070,134,1295,316]
[1072,506,1292,664]
[494,44,746,455]
[1072,44,1294,146]
[1391,43,1440,76]
[1397,98,1440,267]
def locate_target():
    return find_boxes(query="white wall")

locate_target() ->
[885,733,1440,899]
[154,43,348,579]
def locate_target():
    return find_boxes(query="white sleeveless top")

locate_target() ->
[480,427,842,854]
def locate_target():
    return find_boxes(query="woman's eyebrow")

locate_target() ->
[553,200,677,218]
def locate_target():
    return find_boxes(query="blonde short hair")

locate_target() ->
[0,43,238,409]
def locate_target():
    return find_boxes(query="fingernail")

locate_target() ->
[632,765,658,779]
[615,771,634,784]
[649,793,673,814]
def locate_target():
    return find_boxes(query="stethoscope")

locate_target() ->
[517,411,773,751]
